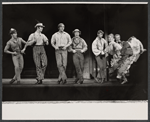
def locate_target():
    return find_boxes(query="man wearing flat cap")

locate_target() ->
[4,28,28,84]
[69,29,87,84]
[51,23,72,84]
[92,30,108,83]
[26,23,49,84]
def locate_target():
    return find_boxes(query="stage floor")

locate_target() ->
[3,78,142,101]
[2,78,128,87]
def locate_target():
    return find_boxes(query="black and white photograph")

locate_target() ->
[2,2,148,120]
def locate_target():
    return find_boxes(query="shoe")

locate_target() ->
[101,78,105,84]
[117,78,122,82]
[62,80,67,84]
[9,79,16,84]
[74,78,79,84]
[57,79,62,84]
[35,80,42,84]
[121,80,128,84]
[94,78,102,83]
[77,80,83,84]
[17,81,20,84]
[94,77,100,83]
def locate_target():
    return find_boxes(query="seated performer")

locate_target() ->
[69,29,88,84]
[109,36,146,84]
[92,30,108,83]
[4,28,28,84]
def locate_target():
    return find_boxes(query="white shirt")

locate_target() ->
[92,37,108,56]
[51,31,72,48]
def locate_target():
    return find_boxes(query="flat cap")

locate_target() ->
[9,28,17,34]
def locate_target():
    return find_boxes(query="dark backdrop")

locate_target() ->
[2,4,148,86]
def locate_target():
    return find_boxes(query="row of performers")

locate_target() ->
[4,23,146,85]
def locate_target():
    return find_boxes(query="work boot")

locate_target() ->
[62,80,67,85]
[94,77,101,83]
[77,79,83,84]
[74,78,79,84]
[35,80,42,84]
[17,81,20,85]
[57,79,62,84]
[9,79,16,84]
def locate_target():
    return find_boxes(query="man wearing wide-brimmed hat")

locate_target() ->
[4,28,28,84]
[69,29,87,84]
[92,30,108,84]
[51,23,72,84]
[27,23,49,84]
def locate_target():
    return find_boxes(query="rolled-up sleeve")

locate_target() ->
[82,39,88,52]
[66,34,72,47]
[51,34,56,48]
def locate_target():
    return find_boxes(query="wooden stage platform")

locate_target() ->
[2,78,125,86]
[2,78,147,101]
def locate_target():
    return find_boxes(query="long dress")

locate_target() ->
[114,37,145,83]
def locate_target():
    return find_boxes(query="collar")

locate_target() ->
[57,31,66,34]
[73,36,81,39]
[96,37,104,41]
[109,41,115,45]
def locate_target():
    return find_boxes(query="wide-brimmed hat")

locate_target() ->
[97,30,104,34]
[9,28,17,34]
[73,29,81,34]
[35,23,45,28]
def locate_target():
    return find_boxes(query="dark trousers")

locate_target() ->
[55,50,67,81]
[73,52,84,81]
[33,46,47,80]
[95,55,107,79]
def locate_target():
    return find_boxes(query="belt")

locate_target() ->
[58,46,64,49]
[73,48,82,50]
